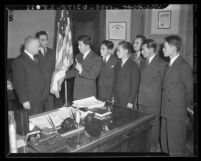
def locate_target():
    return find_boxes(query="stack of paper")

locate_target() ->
[72,96,105,109]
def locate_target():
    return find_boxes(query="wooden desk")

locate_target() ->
[18,105,154,153]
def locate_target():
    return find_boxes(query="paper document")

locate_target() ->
[30,114,52,129]
[72,96,105,109]
[29,107,72,129]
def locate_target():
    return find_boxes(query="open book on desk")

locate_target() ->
[72,96,105,109]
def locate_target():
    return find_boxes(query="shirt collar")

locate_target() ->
[103,55,111,62]
[148,54,156,64]
[83,49,91,60]
[170,54,180,66]
[24,50,34,60]
[39,47,47,55]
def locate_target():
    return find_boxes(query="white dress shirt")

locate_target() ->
[121,56,130,67]
[83,49,91,60]
[39,47,47,56]
[24,50,34,60]
[103,55,111,63]
[148,54,156,64]
[170,54,180,66]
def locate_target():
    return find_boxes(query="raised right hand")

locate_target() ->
[23,101,31,110]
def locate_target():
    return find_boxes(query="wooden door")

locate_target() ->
[70,10,105,55]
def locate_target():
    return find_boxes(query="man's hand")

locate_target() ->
[127,103,133,109]
[7,80,13,90]
[75,59,83,74]
[23,101,31,110]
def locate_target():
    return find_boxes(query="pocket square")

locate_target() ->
[111,66,114,68]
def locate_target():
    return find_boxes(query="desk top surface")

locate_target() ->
[19,105,154,153]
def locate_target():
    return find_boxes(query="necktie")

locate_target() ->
[144,59,149,70]
[82,54,85,60]
[167,63,171,69]
[121,61,124,67]
[33,55,39,63]
[43,49,47,56]
[103,58,107,64]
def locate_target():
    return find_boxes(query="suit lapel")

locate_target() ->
[104,55,113,68]
[82,51,93,65]
[22,53,41,71]
[22,52,36,64]
[121,57,131,72]
[37,51,46,63]
[147,55,158,71]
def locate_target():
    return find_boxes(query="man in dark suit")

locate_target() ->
[65,35,101,100]
[12,36,48,115]
[131,35,146,67]
[35,31,55,111]
[138,39,167,152]
[112,41,140,109]
[161,35,193,156]
[98,40,119,102]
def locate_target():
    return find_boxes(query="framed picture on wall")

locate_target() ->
[109,22,126,40]
[158,11,171,29]
[151,5,180,34]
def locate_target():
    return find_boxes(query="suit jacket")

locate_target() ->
[138,55,167,110]
[112,57,140,108]
[12,52,48,104]
[37,47,55,85]
[161,55,193,120]
[66,50,101,100]
[98,55,119,101]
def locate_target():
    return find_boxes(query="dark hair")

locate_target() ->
[132,34,146,45]
[84,114,102,137]
[101,40,114,50]
[164,35,182,52]
[35,31,48,39]
[78,35,91,46]
[118,41,133,54]
[142,39,157,52]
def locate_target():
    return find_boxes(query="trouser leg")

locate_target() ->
[160,117,169,154]
[167,119,186,156]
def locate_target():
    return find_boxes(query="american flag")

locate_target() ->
[50,10,73,98]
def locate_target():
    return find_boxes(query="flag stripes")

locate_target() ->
[50,10,73,98]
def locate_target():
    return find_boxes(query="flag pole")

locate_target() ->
[64,79,68,107]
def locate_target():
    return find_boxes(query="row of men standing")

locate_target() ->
[12,33,193,156]
[65,34,193,156]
